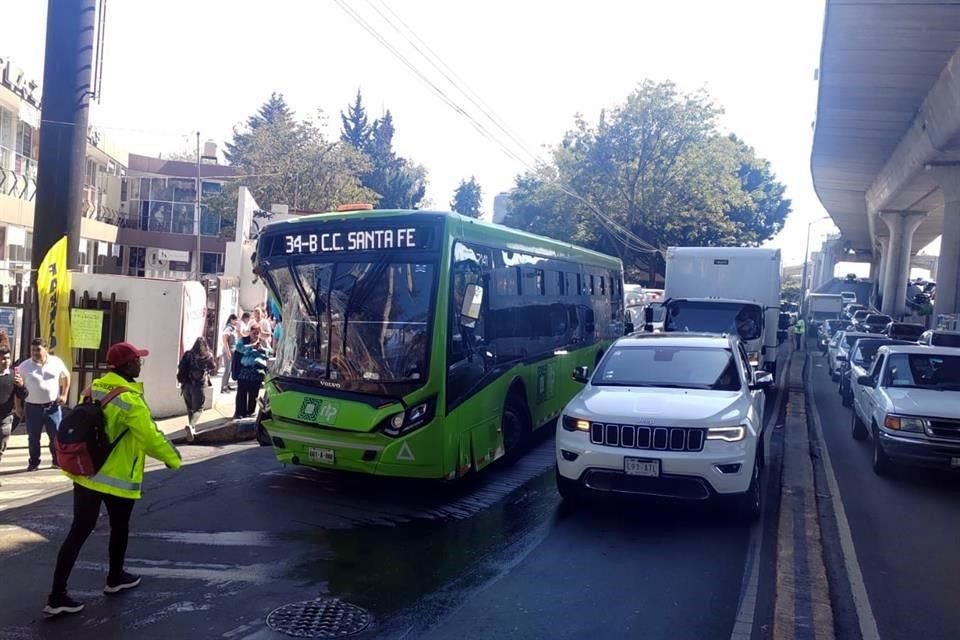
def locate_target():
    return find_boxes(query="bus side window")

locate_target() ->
[448,243,493,408]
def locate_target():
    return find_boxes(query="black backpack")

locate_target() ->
[55,388,129,476]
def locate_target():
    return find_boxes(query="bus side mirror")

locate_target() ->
[573,366,590,384]
[461,284,484,322]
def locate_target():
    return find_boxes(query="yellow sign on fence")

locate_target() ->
[70,309,104,350]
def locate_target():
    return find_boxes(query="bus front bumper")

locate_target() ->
[263,419,445,479]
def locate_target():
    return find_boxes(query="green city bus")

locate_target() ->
[255,208,626,480]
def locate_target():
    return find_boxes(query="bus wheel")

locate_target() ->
[501,398,530,459]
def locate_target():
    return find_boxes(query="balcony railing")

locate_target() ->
[0,167,37,202]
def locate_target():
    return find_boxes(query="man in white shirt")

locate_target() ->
[20,337,70,471]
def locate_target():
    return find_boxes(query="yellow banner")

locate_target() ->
[36,236,72,369]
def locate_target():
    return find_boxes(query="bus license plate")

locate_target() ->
[309,447,335,465]
[624,457,660,477]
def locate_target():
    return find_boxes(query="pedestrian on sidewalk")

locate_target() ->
[44,342,182,617]
[220,314,239,393]
[0,346,27,481]
[238,311,252,339]
[793,318,806,350]
[177,337,217,442]
[234,323,271,419]
[20,337,70,471]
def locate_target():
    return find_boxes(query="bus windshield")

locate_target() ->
[268,258,436,391]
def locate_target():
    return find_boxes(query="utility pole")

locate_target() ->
[31,0,98,280]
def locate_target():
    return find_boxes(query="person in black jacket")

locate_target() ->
[0,346,26,484]
[177,338,216,441]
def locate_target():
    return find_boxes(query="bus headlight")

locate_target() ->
[382,397,437,437]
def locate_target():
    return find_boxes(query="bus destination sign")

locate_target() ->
[275,227,426,256]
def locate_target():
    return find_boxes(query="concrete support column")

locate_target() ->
[880,211,927,317]
[928,167,960,319]
[875,237,889,308]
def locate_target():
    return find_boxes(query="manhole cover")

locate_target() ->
[266,598,372,638]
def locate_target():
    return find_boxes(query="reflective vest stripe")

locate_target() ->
[91,389,133,411]
[89,472,141,492]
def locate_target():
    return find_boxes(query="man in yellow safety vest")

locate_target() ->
[44,342,182,617]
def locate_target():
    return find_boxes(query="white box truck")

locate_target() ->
[805,293,843,325]
[658,247,782,375]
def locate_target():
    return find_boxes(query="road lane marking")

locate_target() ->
[807,358,881,640]
[730,348,790,640]
[74,559,288,585]
[134,531,274,546]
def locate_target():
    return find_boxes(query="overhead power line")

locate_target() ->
[332,0,661,255]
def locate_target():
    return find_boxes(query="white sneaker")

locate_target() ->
[185,426,196,442]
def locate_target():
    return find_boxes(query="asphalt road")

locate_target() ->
[0,356,787,640]
[809,351,960,640]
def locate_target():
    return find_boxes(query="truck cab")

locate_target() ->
[658,297,765,368]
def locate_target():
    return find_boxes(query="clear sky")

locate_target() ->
[4,0,864,266]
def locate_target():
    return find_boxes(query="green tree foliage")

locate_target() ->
[504,80,791,282]
[451,176,483,218]
[340,89,372,151]
[226,94,373,212]
[339,94,427,209]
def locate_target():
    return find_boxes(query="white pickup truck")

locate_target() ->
[849,345,960,475]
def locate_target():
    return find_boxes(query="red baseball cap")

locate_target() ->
[106,342,149,368]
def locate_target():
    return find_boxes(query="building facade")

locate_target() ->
[0,53,124,287]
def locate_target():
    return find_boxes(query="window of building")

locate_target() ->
[200,252,224,275]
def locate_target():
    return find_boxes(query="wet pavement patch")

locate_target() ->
[266,597,373,638]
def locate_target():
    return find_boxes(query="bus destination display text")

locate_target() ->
[282,227,419,255]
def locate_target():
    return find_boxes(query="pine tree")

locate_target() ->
[225,93,295,163]
[451,177,483,218]
[340,90,371,151]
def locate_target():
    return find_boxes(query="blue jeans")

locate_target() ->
[26,402,62,467]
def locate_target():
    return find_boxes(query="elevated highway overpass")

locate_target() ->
[811,0,960,320]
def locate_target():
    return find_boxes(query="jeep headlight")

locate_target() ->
[707,425,746,442]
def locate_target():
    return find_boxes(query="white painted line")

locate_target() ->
[134,531,274,546]
[728,349,790,640]
[74,559,287,584]
[807,356,881,640]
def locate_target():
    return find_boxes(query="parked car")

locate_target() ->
[861,313,893,334]
[850,345,960,475]
[845,304,867,319]
[917,330,960,348]
[828,331,873,382]
[839,337,910,407]
[884,322,926,342]
[819,319,851,352]
[643,302,666,332]
[840,291,858,307]
[556,333,772,518]
[850,309,870,325]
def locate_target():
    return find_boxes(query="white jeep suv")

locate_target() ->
[556,333,772,518]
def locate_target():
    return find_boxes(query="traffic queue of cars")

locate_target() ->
[823,317,960,476]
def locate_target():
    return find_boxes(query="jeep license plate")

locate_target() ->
[308,447,335,465]
[624,457,660,477]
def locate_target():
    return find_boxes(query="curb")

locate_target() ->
[169,417,258,445]
[772,351,836,640]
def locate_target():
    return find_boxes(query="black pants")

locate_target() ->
[235,379,261,418]
[51,483,135,596]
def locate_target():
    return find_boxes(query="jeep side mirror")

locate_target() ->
[749,371,774,391]
[572,366,590,384]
